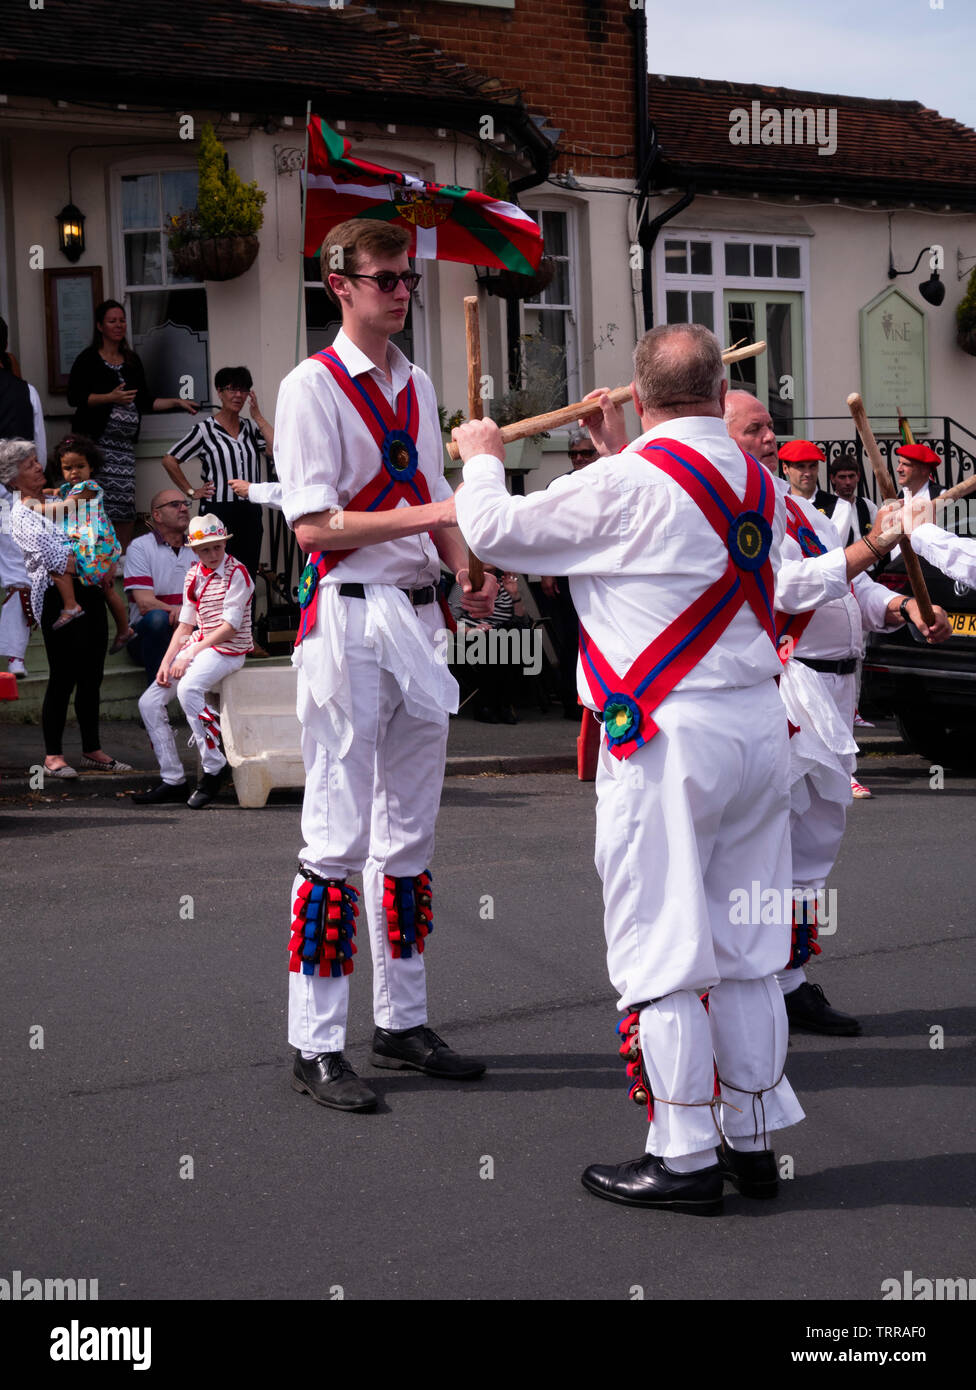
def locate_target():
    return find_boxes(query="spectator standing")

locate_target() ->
[122,489,196,683]
[160,366,274,581]
[67,299,197,550]
[2,437,131,777]
[1,316,47,676]
[822,453,878,546]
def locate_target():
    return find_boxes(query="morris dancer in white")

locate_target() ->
[724,397,950,1035]
[456,324,803,1215]
[274,219,496,1114]
[900,490,976,587]
[133,514,253,809]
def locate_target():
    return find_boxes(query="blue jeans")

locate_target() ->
[127,609,173,685]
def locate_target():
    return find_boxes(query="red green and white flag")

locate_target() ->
[304,116,544,273]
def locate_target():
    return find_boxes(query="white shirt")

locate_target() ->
[910,521,976,589]
[246,481,282,510]
[273,329,452,589]
[776,484,892,659]
[829,493,878,546]
[457,415,787,705]
[123,530,196,627]
[0,482,30,588]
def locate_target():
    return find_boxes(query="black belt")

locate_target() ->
[796,656,858,676]
[339,582,436,608]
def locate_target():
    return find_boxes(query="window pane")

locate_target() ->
[689,241,712,275]
[777,245,801,278]
[766,302,794,434]
[122,174,159,230]
[161,170,198,223]
[129,289,209,399]
[666,290,688,323]
[753,244,774,277]
[522,310,569,410]
[727,301,757,389]
[542,210,567,259]
[690,291,713,330]
[664,239,688,274]
[125,231,163,286]
[725,243,750,276]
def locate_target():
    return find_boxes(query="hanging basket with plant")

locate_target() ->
[169,123,267,282]
[956,266,976,355]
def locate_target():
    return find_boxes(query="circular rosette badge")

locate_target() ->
[796,525,823,557]
[382,430,419,483]
[727,510,773,572]
[298,561,319,609]
[602,693,641,747]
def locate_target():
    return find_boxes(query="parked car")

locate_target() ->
[861,529,976,770]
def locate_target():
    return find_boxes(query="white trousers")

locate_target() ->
[288,600,448,1054]
[0,589,30,661]
[595,680,803,1156]
[137,647,244,784]
[780,670,855,987]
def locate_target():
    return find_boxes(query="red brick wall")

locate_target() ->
[374,0,638,179]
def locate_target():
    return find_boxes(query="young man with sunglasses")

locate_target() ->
[274,219,497,1113]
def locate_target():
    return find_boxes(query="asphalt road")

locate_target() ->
[1,754,973,1304]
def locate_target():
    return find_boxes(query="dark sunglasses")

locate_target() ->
[344,271,422,293]
[569,449,597,461]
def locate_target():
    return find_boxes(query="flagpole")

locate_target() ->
[295,99,312,367]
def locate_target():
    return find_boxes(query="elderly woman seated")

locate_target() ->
[1,436,131,777]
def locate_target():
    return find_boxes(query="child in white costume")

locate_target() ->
[134,514,252,809]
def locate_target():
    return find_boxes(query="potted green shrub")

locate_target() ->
[169,124,266,281]
[956,266,976,355]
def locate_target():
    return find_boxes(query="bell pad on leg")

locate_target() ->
[617,1010,653,1121]
[383,870,433,960]
[288,869,358,978]
[790,892,822,969]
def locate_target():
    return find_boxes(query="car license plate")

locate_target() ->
[948,611,976,636]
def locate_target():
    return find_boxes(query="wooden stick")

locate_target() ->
[935,474,976,504]
[847,392,935,625]
[447,340,767,460]
[463,295,486,590]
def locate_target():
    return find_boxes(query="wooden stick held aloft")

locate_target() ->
[846,392,935,625]
[447,340,767,461]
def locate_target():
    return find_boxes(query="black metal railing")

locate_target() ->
[791,416,976,503]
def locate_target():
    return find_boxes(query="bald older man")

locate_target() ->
[724,392,949,1035]
[123,489,196,683]
[455,325,806,1213]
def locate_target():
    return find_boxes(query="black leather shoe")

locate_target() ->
[291,1051,377,1112]
[370,1025,486,1079]
[186,766,228,809]
[717,1146,778,1199]
[131,780,188,805]
[581,1154,723,1214]
[785,981,861,1036]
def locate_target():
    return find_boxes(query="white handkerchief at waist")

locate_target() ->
[779,658,857,808]
[293,582,458,754]
[361,583,459,725]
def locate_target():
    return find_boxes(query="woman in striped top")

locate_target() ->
[161,365,274,580]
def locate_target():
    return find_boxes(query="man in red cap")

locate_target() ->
[894,443,941,500]
[778,438,833,511]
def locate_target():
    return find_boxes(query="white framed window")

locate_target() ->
[655,229,810,432]
[111,161,210,434]
[521,207,580,412]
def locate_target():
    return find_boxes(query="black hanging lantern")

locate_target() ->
[57,202,86,263]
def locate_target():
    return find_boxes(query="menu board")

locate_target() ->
[44,267,103,393]
[858,286,928,432]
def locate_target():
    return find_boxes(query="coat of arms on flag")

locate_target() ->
[304,117,544,273]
